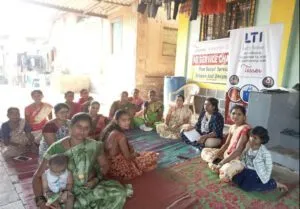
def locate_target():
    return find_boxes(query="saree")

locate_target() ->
[129,97,143,111]
[89,115,108,140]
[1,119,30,159]
[156,106,192,139]
[39,121,70,160]
[44,139,132,209]
[133,101,163,128]
[25,103,52,131]
[110,101,136,118]
[108,152,158,180]
[201,124,250,181]
[67,102,81,119]
[25,103,52,144]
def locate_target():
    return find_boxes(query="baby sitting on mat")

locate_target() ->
[42,154,74,209]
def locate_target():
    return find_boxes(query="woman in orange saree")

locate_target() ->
[25,90,52,144]
[201,105,250,181]
[100,110,158,180]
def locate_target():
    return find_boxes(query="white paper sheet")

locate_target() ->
[183,129,201,142]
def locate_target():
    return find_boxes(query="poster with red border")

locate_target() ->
[187,38,229,85]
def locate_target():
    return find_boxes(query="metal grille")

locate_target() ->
[199,0,256,41]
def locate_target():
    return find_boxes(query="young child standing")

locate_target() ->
[232,126,288,192]
[42,154,74,209]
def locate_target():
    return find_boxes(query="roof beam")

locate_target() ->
[102,1,131,6]
[21,0,108,18]
[83,1,103,15]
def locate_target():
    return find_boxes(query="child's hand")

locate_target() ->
[48,202,61,209]
[85,178,98,189]
[60,191,68,203]
[210,164,220,173]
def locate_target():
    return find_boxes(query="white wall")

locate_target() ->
[48,9,138,107]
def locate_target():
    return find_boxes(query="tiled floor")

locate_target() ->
[0,153,38,209]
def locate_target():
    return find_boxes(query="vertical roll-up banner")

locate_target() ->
[225,24,284,124]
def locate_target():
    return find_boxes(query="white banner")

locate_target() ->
[227,24,283,103]
[188,38,229,85]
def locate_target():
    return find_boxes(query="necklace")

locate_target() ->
[68,138,87,182]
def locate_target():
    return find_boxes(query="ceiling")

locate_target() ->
[22,0,136,18]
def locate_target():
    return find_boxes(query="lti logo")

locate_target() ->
[245,32,263,43]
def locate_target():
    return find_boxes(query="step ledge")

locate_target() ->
[269,146,299,159]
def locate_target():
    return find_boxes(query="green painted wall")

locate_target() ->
[255,0,299,88]
[283,0,299,88]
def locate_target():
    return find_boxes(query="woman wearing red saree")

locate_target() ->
[64,91,81,119]
[88,101,109,140]
[25,90,52,145]
[100,110,158,180]
[128,88,144,112]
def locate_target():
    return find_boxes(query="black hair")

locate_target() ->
[90,101,100,106]
[64,91,74,97]
[99,110,129,141]
[250,126,270,144]
[133,88,140,93]
[7,107,19,114]
[121,91,129,96]
[54,103,69,114]
[177,95,185,102]
[71,112,92,127]
[230,105,246,115]
[80,89,88,94]
[48,154,68,167]
[31,89,43,97]
[206,97,219,112]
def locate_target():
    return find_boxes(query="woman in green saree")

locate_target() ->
[133,90,163,131]
[32,113,132,209]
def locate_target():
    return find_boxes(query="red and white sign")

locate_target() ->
[188,38,229,84]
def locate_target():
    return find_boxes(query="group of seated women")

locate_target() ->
[0,88,162,208]
[0,88,288,208]
[177,99,287,193]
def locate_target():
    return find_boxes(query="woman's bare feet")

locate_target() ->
[276,181,288,192]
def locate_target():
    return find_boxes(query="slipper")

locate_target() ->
[139,124,153,132]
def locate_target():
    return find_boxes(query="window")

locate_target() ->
[162,27,178,57]
[199,0,256,41]
[111,19,122,54]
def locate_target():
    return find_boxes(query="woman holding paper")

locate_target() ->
[181,97,224,149]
